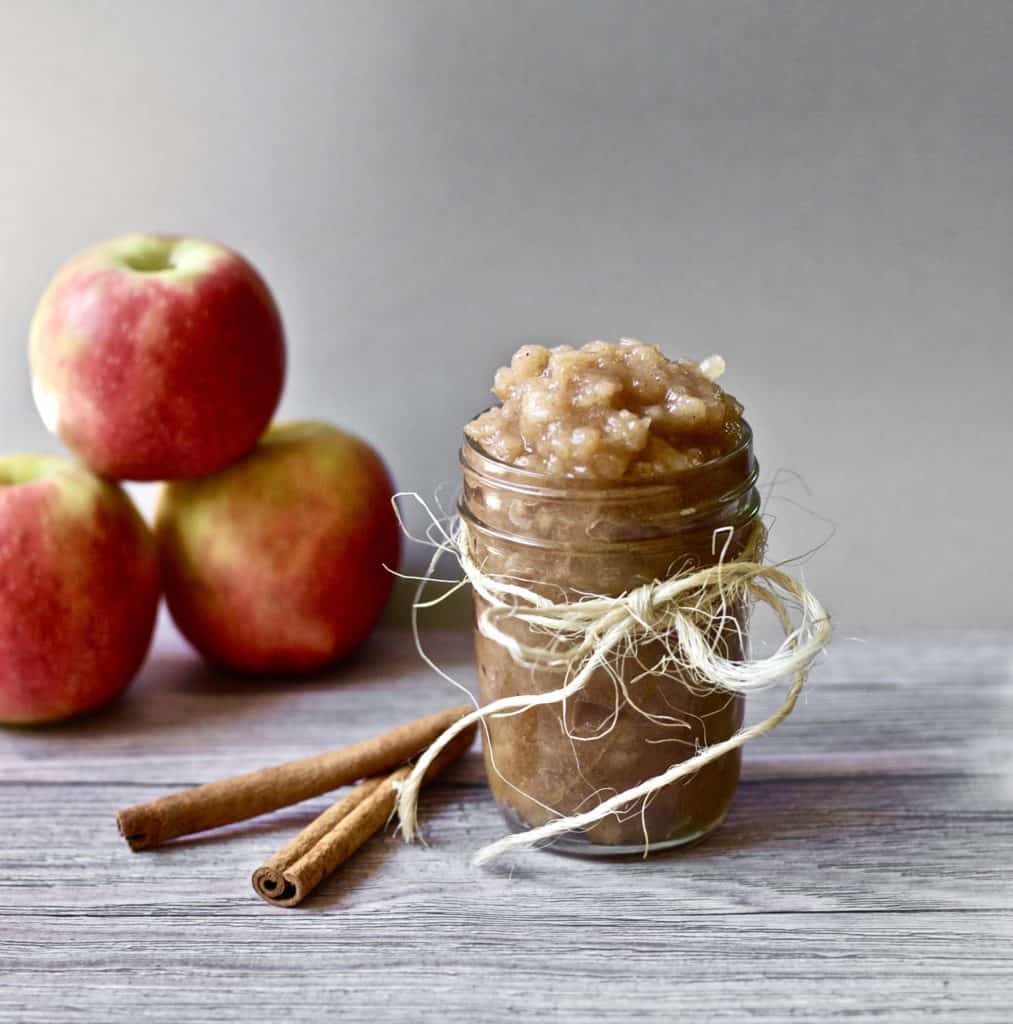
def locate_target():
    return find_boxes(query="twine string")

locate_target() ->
[391,498,831,865]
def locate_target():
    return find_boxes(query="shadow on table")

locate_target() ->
[479,763,947,875]
[9,624,443,744]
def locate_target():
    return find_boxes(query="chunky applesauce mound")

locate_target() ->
[466,339,744,480]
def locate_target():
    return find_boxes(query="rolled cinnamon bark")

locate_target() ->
[252,723,477,907]
[116,705,473,850]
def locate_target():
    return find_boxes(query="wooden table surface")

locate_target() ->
[1,622,1011,1022]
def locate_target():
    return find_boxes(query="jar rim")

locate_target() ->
[461,415,756,500]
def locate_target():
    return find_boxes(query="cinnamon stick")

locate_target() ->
[116,705,472,850]
[252,723,476,907]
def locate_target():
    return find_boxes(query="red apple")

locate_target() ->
[29,233,285,481]
[0,455,160,725]
[155,421,400,674]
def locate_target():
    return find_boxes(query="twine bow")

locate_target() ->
[394,510,831,866]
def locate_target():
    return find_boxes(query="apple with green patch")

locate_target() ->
[29,233,286,481]
[0,456,161,725]
[156,421,400,674]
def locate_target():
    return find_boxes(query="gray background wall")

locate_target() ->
[1,1,1010,634]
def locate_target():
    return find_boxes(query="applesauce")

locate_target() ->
[466,339,743,480]
[461,340,759,853]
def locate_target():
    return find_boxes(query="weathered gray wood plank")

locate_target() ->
[1,773,1011,916]
[1,624,1011,1023]
[2,912,1011,1023]
[3,625,1008,782]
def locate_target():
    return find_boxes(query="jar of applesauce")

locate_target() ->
[460,340,761,853]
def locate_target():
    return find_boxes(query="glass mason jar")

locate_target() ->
[459,421,761,854]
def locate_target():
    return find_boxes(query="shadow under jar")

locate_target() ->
[460,421,761,855]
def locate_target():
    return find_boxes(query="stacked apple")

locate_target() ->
[1,234,398,725]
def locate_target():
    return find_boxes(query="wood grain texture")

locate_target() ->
[1,622,1011,1022]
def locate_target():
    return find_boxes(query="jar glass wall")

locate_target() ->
[460,422,761,854]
